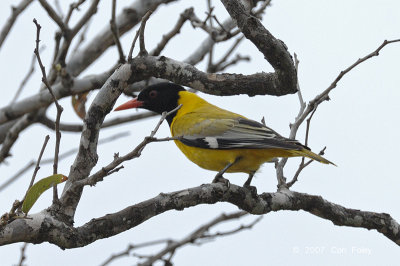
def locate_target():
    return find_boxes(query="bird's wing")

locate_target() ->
[172,112,305,150]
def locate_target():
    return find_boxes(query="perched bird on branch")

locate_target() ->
[115,82,334,187]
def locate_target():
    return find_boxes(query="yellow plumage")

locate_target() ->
[171,91,332,174]
[115,82,334,186]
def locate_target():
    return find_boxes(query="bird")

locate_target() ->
[115,82,334,188]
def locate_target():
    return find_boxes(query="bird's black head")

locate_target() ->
[115,82,186,125]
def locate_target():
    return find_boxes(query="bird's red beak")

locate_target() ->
[114,98,144,111]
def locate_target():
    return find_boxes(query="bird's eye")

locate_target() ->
[149,90,157,98]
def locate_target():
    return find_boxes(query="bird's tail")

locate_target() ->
[292,149,336,166]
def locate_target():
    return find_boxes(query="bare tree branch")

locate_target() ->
[139,211,256,266]
[76,105,181,187]
[275,39,400,186]
[2,184,399,248]
[37,0,69,33]
[110,0,125,63]
[138,10,153,57]
[0,70,112,126]
[5,135,50,215]
[221,0,297,94]
[16,243,28,266]
[64,0,86,25]
[100,211,258,265]
[0,161,34,193]
[11,45,46,104]
[59,64,134,223]
[0,114,35,163]
[0,132,129,193]
[0,0,33,50]
[100,240,172,266]
[37,111,156,132]
[66,0,179,77]
[33,19,64,202]
[150,7,194,56]
[0,53,294,126]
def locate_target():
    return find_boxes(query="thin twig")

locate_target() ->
[8,135,50,214]
[276,39,400,188]
[139,211,255,266]
[209,35,245,72]
[72,20,90,53]
[76,105,182,187]
[214,54,250,72]
[54,0,99,67]
[17,243,28,266]
[211,15,227,33]
[51,31,62,66]
[0,161,34,193]
[291,53,305,130]
[53,0,64,19]
[275,52,302,186]
[11,45,46,104]
[253,0,272,17]
[304,108,317,147]
[0,132,128,193]
[110,0,125,63]
[69,0,99,37]
[128,29,140,62]
[38,111,156,132]
[64,0,86,25]
[37,0,68,33]
[100,239,172,266]
[150,8,194,56]
[33,19,64,203]
[0,114,35,164]
[202,216,262,239]
[102,211,258,266]
[23,135,50,199]
[138,10,153,57]
[0,0,33,50]
[287,147,326,188]
[207,0,214,70]
[294,39,400,139]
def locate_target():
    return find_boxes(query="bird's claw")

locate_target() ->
[243,183,258,196]
[212,175,230,188]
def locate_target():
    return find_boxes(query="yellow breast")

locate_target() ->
[173,140,289,173]
[169,91,295,173]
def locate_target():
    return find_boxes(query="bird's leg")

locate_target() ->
[243,171,255,187]
[212,157,242,186]
[243,171,257,195]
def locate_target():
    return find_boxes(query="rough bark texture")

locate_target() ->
[1,0,397,256]
[1,184,399,248]
[221,0,297,95]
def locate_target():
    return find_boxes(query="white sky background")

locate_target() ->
[0,0,400,265]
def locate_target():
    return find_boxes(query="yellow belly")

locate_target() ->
[174,140,295,173]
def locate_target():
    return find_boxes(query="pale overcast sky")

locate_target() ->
[0,0,400,265]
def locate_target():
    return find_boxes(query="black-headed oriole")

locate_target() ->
[115,82,334,187]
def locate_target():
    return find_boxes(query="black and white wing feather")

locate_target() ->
[173,114,307,151]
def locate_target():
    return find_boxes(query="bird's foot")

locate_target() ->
[212,174,230,188]
[243,183,258,196]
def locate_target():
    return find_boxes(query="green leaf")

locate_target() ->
[22,174,68,214]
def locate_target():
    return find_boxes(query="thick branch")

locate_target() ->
[221,0,297,93]
[66,0,178,77]
[0,71,112,125]
[128,56,294,96]
[1,185,399,248]
[0,54,292,126]
[59,64,133,222]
